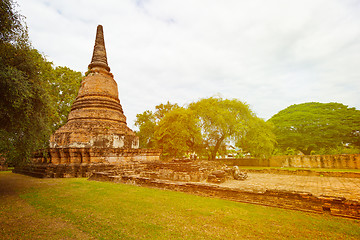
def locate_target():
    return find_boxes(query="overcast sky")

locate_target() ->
[17,0,360,128]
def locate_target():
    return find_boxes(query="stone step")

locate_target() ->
[13,167,47,178]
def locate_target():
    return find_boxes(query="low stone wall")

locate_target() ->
[13,158,218,179]
[241,169,360,178]
[138,159,212,182]
[215,154,360,169]
[270,154,360,169]
[89,172,360,220]
[13,163,117,178]
[214,158,269,167]
[31,148,162,164]
[81,159,246,184]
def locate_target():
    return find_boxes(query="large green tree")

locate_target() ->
[154,108,201,158]
[1,0,49,164]
[136,97,276,160]
[0,0,82,164]
[48,66,82,130]
[134,110,157,148]
[135,101,179,148]
[189,97,274,160]
[236,117,276,158]
[269,102,360,155]
[0,0,26,43]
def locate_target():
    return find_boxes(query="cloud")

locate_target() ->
[17,0,360,128]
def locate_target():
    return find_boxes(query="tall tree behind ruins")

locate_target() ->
[269,102,360,155]
[0,0,82,165]
[135,97,276,160]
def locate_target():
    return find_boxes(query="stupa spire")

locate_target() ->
[88,25,110,72]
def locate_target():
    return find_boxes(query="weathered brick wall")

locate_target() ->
[13,163,117,178]
[212,154,360,169]
[210,158,269,167]
[31,148,162,164]
[270,154,360,169]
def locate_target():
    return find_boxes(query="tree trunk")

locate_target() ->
[301,147,313,155]
[209,135,225,161]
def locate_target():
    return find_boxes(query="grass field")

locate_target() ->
[0,172,359,239]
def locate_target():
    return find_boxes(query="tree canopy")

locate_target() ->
[236,117,276,158]
[155,107,201,158]
[48,66,82,130]
[0,0,82,165]
[135,97,276,160]
[189,97,253,160]
[269,102,360,155]
[135,101,179,148]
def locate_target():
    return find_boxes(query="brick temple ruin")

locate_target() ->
[47,25,163,164]
[14,25,161,177]
[13,25,245,180]
[12,25,360,219]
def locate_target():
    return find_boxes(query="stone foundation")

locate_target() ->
[13,163,117,178]
[13,148,162,178]
[31,148,161,164]
[82,159,246,183]
[89,159,218,183]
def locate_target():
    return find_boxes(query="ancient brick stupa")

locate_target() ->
[50,25,138,151]
[16,25,161,176]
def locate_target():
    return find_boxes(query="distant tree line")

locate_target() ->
[136,100,360,159]
[0,0,82,165]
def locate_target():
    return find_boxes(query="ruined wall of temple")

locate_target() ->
[212,154,360,169]
[32,148,161,164]
[269,154,360,169]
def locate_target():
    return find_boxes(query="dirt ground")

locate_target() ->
[220,173,360,201]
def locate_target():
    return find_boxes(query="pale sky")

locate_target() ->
[17,0,360,128]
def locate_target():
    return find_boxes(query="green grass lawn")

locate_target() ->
[1,172,359,239]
